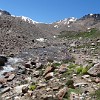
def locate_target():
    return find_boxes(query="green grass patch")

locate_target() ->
[29,85,36,91]
[58,28,100,39]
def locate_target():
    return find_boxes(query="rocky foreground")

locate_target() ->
[0,34,100,100]
[0,10,100,100]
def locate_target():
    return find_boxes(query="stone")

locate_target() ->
[59,64,67,73]
[74,82,88,87]
[33,71,40,77]
[43,65,55,76]
[1,87,10,94]
[45,72,54,80]
[82,75,90,79]
[88,63,100,76]
[41,94,53,100]
[22,86,28,93]
[36,62,43,69]
[14,84,28,93]
[0,78,7,84]
[56,87,68,100]
[14,96,20,100]
[81,75,92,82]
[25,62,31,68]
[0,66,3,70]
[37,83,47,89]
[93,78,100,83]
[7,74,15,81]
[0,56,8,66]
[70,92,80,100]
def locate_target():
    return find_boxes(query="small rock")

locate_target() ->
[88,63,100,76]
[70,92,80,100]
[22,86,28,93]
[0,78,7,84]
[0,56,8,66]
[82,75,90,79]
[33,71,40,77]
[1,87,10,94]
[41,94,53,100]
[59,64,67,73]
[25,62,31,68]
[7,74,15,81]
[74,82,88,87]
[45,72,54,80]
[36,62,43,69]
[93,77,100,83]
[14,96,20,100]
[37,83,47,89]
[56,87,68,100]
[43,65,55,76]
[14,84,28,93]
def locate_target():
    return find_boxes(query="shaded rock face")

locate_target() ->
[0,10,11,16]
[88,63,100,76]
[81,14,100,21]
[0,56,7,67]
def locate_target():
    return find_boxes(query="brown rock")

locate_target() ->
[43,65,55,76]
[59,64,67,73]
[0,78,7,84]
[45,72,54,80]
[7,74,15,81]
[25,62,31,68]
[22,86,28,93]
[56,87,68,100]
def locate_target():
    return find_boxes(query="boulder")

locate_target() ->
[7,74,15,81]
[56,87,68,100]
[59,64,67,74]
[0,87,10,94]
[0,56,8,66]
[22,86,28,93]
[45,72,54,80]
[0,78,7,84]
[88,63,100,76]
[43,65,55,76]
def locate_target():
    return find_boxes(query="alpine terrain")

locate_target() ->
[0,10,100,100]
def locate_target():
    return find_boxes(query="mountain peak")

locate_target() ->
[81,14,100,20]
[0,9,11,16]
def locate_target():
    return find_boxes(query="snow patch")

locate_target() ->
[87,27,90,30]
[21,16,39,24]
[68,25,70,27]
[53,36,56,38]
[54,25,59,28]
[90,13,93,16]
[0,12,2,15]
[36,38,45,42]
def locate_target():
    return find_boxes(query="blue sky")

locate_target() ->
[0,0,100,23]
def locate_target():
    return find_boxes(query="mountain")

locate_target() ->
[0,10,100,100]
[0,9,100,55]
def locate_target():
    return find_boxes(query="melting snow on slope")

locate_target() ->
[54,25,59,28]
[56,17,77,25]
[21,16,39,24]
[90,13,93,16]
[11,15,40,24]
[36,38,45,42]
[0,12,2,15]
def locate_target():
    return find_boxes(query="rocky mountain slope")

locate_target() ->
[0,10,100,100]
